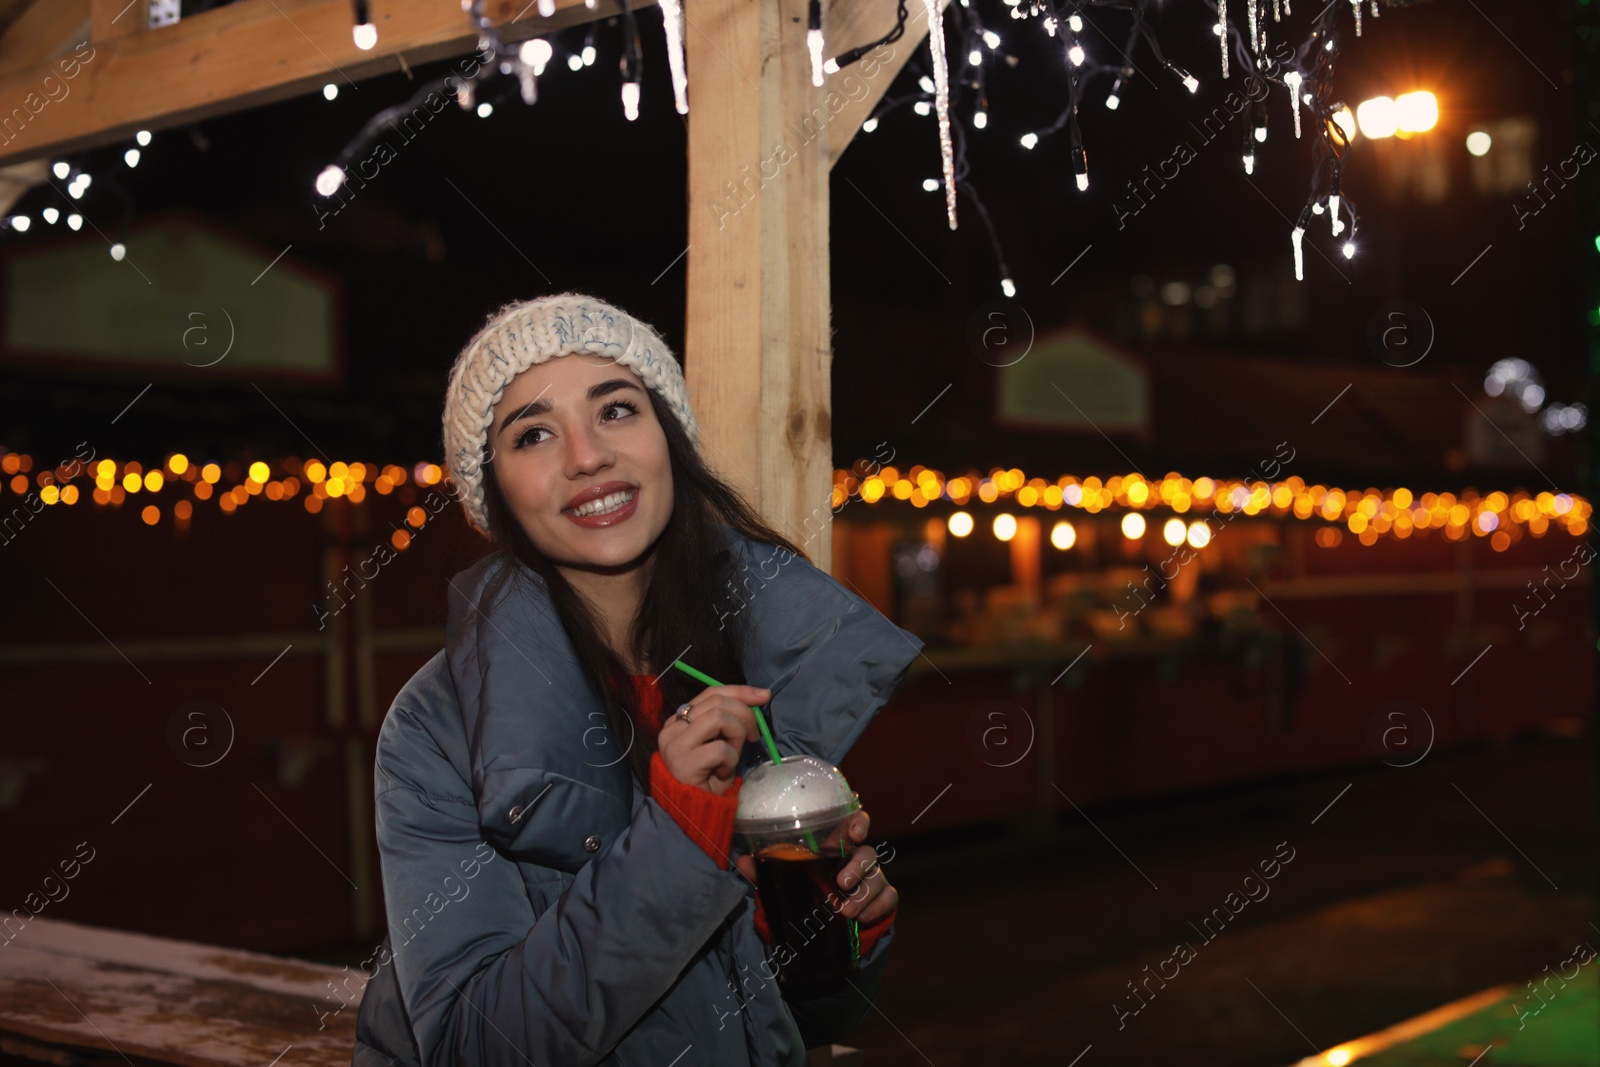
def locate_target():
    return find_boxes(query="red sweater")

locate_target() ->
[627,674,895,958]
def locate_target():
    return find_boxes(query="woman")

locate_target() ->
[352,293,924,1067]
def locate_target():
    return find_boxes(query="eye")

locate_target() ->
[603,400,640,421]
[512,425,549,450]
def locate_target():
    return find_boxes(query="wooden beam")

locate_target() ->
[0,0,649,168]
[0,0,89,72]
[89,0,140,45]
[683,0,941,573]
[825,0,949,171]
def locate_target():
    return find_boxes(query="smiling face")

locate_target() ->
[487,354,674,582]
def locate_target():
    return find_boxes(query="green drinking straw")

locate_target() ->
[671,658,784,766]
[671,658,825,856]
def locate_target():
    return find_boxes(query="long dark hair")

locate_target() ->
[477,381,807,791]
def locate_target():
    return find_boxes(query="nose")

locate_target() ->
[563,417,615,481]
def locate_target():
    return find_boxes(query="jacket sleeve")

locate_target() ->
[375,705,750,1067]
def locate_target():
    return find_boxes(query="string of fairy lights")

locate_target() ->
[312,0,1411,294]
[1,449,1586,554]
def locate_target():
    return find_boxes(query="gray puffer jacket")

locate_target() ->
[352,525,923,1066]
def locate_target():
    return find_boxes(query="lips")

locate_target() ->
[564,486,640,527]
[564,480,638,513]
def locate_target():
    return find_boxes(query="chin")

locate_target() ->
[550,519,666,571]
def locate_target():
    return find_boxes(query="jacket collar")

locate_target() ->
[442,524,918,866]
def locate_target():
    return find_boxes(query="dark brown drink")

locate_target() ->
[754,842,860,990]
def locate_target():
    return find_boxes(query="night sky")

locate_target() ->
[0,0,1585,490]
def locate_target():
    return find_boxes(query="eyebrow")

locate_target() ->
[497,378,645,438]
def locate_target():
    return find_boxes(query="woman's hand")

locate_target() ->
[656,685,770,796]
[734,809,899,925]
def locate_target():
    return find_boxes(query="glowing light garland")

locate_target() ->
[5,449,1578,556]
[832,0,1396,292]
[826,464,1589,550]
[303,0,1400,299]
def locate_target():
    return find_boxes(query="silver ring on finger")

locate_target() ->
[673,702,693,725]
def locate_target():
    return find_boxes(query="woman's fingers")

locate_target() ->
[834,844,894,920]
[855,882,899,926]
[654,686,767,793]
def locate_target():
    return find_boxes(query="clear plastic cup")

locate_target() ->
[735,754,863,991]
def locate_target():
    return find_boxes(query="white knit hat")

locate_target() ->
[442,292,699,533]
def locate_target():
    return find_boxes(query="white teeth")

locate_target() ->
[569,488,636,518]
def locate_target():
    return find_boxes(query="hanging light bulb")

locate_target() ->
[351,0,377,50]
[1243,151,1255,174]
[982,29,1001,48]
[919,75,936,93]
[973,108,988,129]
[1167,63,1199,93]
[1291,205,1311,281]
[921,0,957,230]
[659,0,689,112]
[621,80,640,121]
[1106,70,1127,109]
[476,102,493,118]
[969,48,982,65]
[913,100,932,115]
[1218,0,1229,79]
[1342,241,1356,258]
[136,130,152,146]
[9,215,28,232]
[1068,13,1083,32]
[323,83,339,100]
[862,116,879,132]
[52,161,69,179]
[110,243,126,261]
[520,38,553,77]
[42,207,58,224]
[67,213,82,231]
[922,178,940,191]
[124,148,140,167]
[1001,277,1017,297]
[1043,16,1058,36]
[1070,117,1088,190]
[807,0,824,87]
[538,0,555,14]
[316,165,346,196]
[582,43,596,66]
[1283,71,1303,137]
[1020,132,1038,149]
[1068,42,1085,66]
[1329,190,1343,235]
[567,53,584,71]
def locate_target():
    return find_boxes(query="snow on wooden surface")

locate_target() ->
[0,917,360,1065]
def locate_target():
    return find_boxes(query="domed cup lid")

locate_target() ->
[734,754,859,837]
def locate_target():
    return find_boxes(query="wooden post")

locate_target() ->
[684,0,833,570]
[684,0,944,575]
